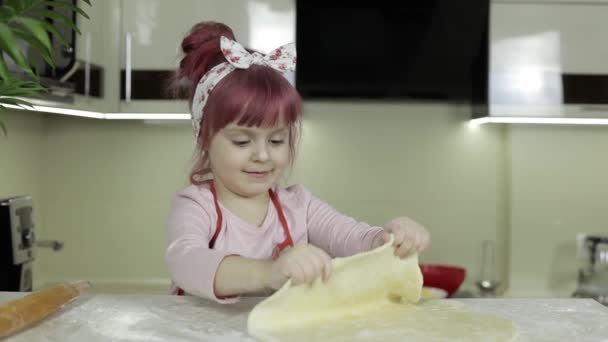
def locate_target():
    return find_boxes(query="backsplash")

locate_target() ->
[2,103,607,297]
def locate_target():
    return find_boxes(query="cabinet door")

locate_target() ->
[118,0,215,114]
[490,2,608,116]
[492,2,608,74]
[26,0,119,115]
[118,0,295,114]
[48,0,120,114]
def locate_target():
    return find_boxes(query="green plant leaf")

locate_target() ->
[0,78,47,97]
[32,9,80,34]
[1,88,41,97]
[5,0,26,13]
[0,54,12,81]
[12,27,55,68]
[80,0,91,6]
[36,19,68,47]
[42,1,89,19]
[0,5,17,20]
[0,96,36,108]
[0,22,34,77]
[13,16,51,53]
[19,0,41,12]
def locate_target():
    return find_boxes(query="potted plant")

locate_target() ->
[0,0,90,135]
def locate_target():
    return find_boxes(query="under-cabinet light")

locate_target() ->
[1,103,191,120]
[470,117,608,126]
[104,113,190,120]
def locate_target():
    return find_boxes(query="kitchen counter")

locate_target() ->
[2,292,608,341]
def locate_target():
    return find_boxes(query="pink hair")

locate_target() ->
[171,21,302,185]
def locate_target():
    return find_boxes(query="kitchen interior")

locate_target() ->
[1,0,608,340]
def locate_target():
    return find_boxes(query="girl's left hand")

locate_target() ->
[371,217,430,258]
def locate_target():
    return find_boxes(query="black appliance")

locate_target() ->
[0,196,35,292]
[295,1,489,109]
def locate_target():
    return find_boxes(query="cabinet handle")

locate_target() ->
[36,239,64,251]
[84,32,91,98]
[125,32,132,102]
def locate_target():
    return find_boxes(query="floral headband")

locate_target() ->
[190,36,297,139]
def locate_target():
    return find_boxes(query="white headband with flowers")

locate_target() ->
[190,36,297,139]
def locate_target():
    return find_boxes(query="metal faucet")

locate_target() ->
[36,239,64,251]
[475,240,501,297]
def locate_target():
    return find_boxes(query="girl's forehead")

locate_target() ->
[223,123,288,134]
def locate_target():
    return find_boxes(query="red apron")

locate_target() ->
[176,181,294,296]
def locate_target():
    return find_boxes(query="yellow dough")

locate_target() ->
[247,238,517,341]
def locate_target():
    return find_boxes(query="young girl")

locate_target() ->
[166,21,430,304]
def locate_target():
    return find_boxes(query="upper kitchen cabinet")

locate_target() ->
[117,0,295,114]
[67,0,120,113]
[492,2,608,73]
[490,2,608,117]
[11,0,118,114]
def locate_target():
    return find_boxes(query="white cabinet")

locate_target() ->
[490,2,608,117]
[117,0,295,114]
[67,0,120,113]
[117,0,216,114]
[491,2,608,74]
[23,0,119,115]
[28,0,296,116]
[27,0,120,114]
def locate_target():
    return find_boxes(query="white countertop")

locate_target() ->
[2,292,608,341]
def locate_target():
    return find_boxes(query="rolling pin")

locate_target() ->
[0,280,90,338]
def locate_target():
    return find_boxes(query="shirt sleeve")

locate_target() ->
[300,186,384,257]
[165,188,239,304]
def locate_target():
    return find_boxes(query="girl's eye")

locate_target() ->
[232,140,250,146]
[270,139,285,145]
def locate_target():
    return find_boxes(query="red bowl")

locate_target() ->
[420,264,466,297]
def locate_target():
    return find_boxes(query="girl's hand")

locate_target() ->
[268,243,332,290]
[372,217,430,258]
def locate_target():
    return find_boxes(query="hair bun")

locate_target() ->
[170,21,236,101]
[181,21,235,54]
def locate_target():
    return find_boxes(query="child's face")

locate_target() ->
[208,122,291,197]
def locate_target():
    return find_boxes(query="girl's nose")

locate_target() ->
[253,142,270,161]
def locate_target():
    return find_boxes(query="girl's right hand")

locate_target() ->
[268,243,333,290]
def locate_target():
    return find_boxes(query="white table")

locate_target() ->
[2,292,608,341]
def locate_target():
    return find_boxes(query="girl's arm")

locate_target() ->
[214,256,273,296]
[304,189,384,257]
[166,191,239,302]
[215,243,332,296]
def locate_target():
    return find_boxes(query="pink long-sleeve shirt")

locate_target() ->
[165,183,384,303]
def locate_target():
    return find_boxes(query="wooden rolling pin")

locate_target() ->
[0,280,90,338]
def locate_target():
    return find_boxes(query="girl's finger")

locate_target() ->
[311,246,333,282]
[419,231,431,252]
[296,255,317,284]
[396,238,414,258]
[394,228,407,247]
[306,250,326,283]
[288,259,305,285]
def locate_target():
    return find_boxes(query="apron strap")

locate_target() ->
[270,189,294,259]
[208,182,223,249]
